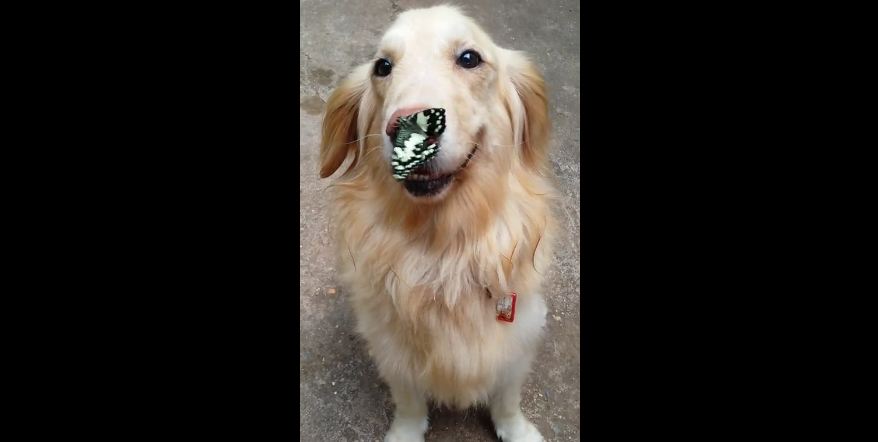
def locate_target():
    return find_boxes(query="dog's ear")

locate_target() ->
[320,63,372,178]
[503,50,550,171]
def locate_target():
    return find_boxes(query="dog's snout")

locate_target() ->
[386,106,431,137]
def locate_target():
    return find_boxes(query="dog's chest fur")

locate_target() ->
[332,183,553,408]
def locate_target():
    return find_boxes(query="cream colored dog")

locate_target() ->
[320,5,554,441]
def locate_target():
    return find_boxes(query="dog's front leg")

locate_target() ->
[384,379,428,442]
[490,362,544,442]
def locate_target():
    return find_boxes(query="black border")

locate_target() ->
[25,0,829,439]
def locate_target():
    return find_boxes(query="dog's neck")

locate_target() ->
[333,162,553,309]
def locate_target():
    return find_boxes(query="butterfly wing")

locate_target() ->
[390,108,446,181]
[422,108,446,138]
[391,118,427,180]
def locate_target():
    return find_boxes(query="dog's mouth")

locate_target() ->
[402,144,478,198]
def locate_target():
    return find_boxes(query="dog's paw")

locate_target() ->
[494,415,543,442]
[384,416,428,442]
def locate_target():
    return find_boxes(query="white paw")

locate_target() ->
[494,415,543,442]
[384,416,428,442]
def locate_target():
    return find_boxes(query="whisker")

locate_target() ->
[319,145,384,186]
[324,134,386,150]
[344,133,386,146]
[458,140,525,148]
[322,182,360,191]
[362,144,384,158]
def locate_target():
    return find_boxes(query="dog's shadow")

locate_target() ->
[425,404,497,441]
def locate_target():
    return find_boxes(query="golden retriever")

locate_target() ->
[319,5,555,441]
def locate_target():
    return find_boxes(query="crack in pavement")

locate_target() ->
[300,50,326,103]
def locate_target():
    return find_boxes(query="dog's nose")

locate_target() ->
[386,106,431,137]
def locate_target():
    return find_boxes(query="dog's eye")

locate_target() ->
[374,58,392,77]
[457,50,482,69]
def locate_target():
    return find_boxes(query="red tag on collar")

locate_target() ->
[496,292,517,323]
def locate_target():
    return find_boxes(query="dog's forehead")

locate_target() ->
[378,7,481,56]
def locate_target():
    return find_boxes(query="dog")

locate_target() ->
[319,5,555,441]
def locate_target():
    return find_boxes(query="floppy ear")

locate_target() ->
[319,63,372,178]
[503,50,550,171]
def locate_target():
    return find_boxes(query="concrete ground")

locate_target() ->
[300,1,580,440]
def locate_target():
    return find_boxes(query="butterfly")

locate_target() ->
[391,108,446,181]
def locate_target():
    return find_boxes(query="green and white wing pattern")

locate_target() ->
[391,108,446,181]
